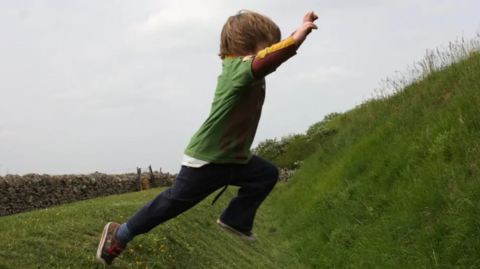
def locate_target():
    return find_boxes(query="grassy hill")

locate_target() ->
[0,36,479,269]
[262,39,480,268]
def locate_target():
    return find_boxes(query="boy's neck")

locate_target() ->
[224,53,256,60]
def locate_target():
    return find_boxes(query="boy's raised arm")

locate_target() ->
[251,35,298,79]
[251,11,318,79]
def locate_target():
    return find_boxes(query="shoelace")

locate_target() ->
[108,243,125,257]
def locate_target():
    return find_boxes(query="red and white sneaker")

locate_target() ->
[96,222,126,265]
[217,219,257,242]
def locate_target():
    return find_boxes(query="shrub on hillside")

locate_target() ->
[252,134,298,161]
[306,112,342,139]
[253,112,344,169]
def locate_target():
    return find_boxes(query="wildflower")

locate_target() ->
[136,261,142,266]
[56,213,60,216]
[161,249,165,253]
[120,216,124,219]
[468,50,476,54]
[163,237,166,240]
[169,255,172,258]
[130,249,135,254]
[138,244,142,249]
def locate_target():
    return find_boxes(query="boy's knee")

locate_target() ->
[264,163,280,184]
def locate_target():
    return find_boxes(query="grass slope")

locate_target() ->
[269,51,480,268]
[0,187,302,269]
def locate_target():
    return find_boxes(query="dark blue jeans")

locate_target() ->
[125,155,279,237]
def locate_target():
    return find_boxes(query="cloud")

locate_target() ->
[0,129,16,140]
[131,2,219,34]
[298,66,359,85]
[126,0,229,55]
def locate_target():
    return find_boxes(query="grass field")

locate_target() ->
[1,35,479,269]
[0,186,302,269]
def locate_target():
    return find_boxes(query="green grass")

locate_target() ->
[0,187,303,269]
[268,48,480,267]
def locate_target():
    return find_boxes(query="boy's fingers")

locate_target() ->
[304,11,317,22]
[303,11,312,22]
[305,22,317,29]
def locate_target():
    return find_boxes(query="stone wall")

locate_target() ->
[279,169,296,182]
[0,171,177,217]
[0,169,295,217]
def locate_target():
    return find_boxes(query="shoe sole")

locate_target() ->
[217,219,257,242]
[96,222,112,265]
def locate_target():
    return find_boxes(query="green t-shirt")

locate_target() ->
[184,56,267,164]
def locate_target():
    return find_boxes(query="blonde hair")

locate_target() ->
[218,10,281,60]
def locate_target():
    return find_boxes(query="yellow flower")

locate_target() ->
[138,244,142,249]
[130,249,135,254]
[169,255,172,258]
[56,213,60,216]
[136,261,142,266]
[120,216,124,219]
[161,249,165,253]
[163,237,166,240]
[468,50,476,54]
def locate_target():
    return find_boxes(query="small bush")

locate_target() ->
[253,112,343,169]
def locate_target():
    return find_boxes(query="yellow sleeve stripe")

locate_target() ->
[256,37,296,59]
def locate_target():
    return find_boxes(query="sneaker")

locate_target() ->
[217,219,257,242]
[96,222,126,265]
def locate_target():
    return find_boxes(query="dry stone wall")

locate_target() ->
[0,172,176,217]
[0,169,295,217]
[279,169,296,182]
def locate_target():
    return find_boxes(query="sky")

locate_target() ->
[1,0,479,175]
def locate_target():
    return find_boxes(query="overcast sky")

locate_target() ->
[1,0,479,175]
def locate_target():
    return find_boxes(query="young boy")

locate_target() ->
[97,9,318,265]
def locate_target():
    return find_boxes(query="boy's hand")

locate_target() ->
[303,11,318,23]
[292,16,317,47]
